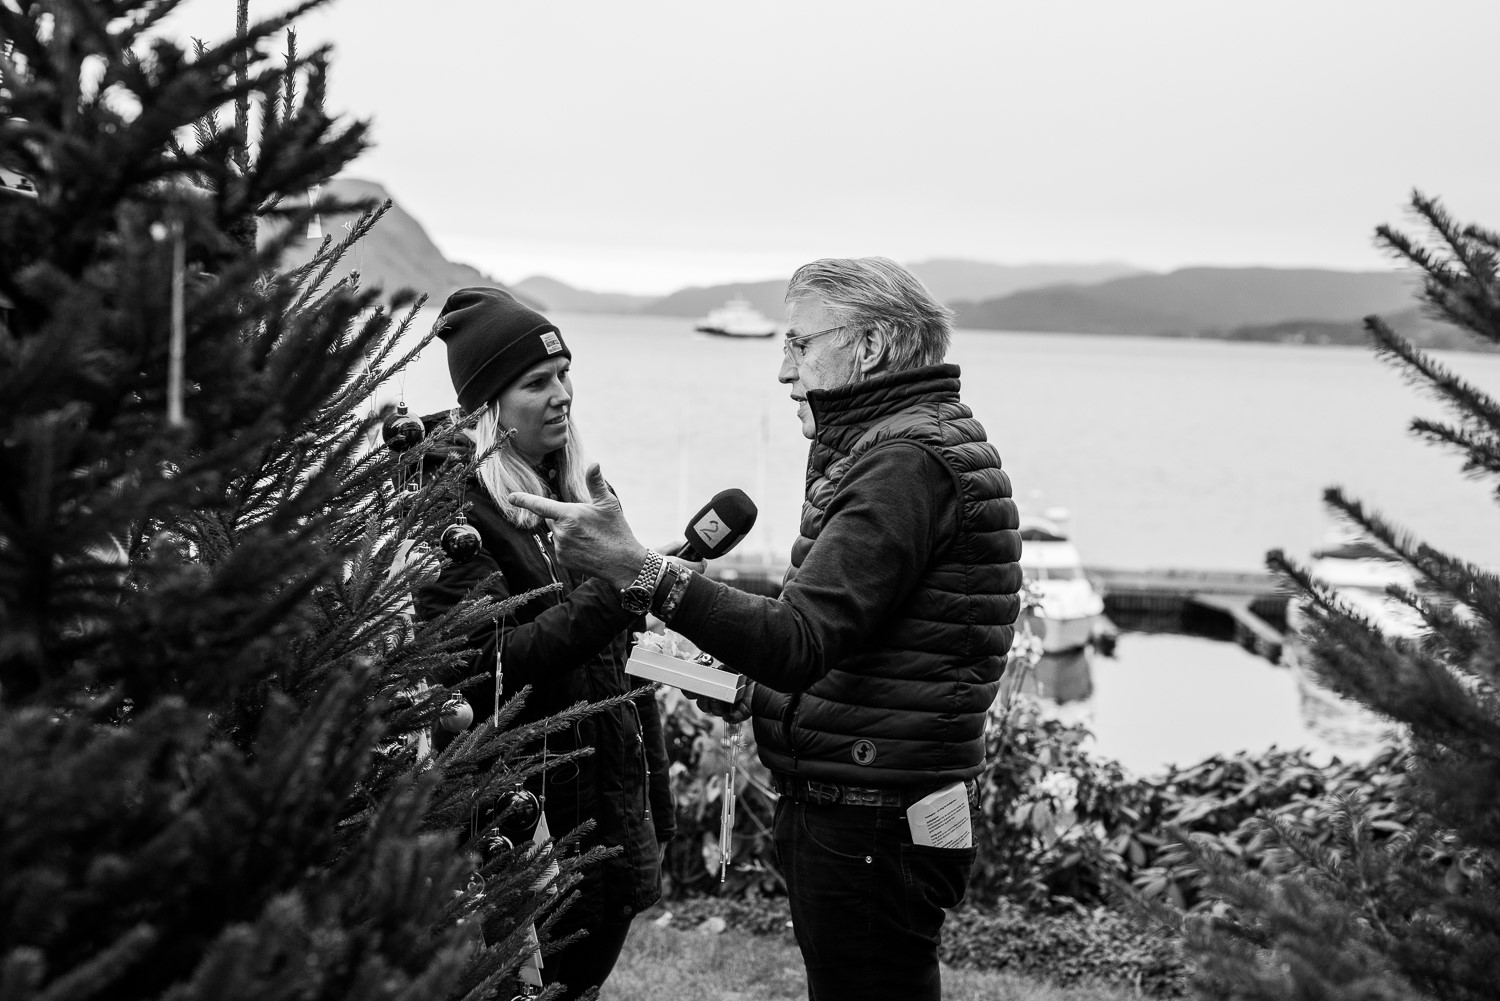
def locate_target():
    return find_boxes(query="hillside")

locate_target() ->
[512,275,654,314]
[602,260,1146,319]
[641,280,789,318]
[953,267,1420,336]
[267,178,533,307]
[905,258,1144,302]
[1220,307,1480,351]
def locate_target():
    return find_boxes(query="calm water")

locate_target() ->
[389,311,1500,772]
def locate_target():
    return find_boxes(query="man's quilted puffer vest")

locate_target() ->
[754,364,1024,787]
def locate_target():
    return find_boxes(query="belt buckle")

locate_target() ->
[805,781,840,806]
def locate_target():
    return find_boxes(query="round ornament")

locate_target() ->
[382,402,424,451]
[439,696,474,732]
[441,519,481,563]
[494,786,541,835]
[485,832,515,855]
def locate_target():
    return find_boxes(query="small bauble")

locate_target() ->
[439,696,474,732]
[382,403,424,451]
[399,480,422,510]
[441,521,482,563]
[494,786,542,835]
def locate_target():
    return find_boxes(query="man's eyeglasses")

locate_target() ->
[782,324,854,359]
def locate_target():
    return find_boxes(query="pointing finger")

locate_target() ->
[508,491,569,520]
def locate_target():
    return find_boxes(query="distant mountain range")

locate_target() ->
[514,260,1145,321]
[278,179,1474,350]
[950,267,1420,336]
[268,178,540,308]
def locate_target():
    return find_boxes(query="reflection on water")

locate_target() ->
[1029,633,1401,777]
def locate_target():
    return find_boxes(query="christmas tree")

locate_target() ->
[0,3,590,998]
[1174,194,1500,999]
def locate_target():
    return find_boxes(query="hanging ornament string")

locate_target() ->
[719,720,740,882]
[305,184,323,240]
[166,215,186,427]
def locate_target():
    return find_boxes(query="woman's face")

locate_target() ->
[496,356,572,465]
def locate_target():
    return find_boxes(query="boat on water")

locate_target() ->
[693,297,777,338]
[1018,511,1112,656]
[1283,532,1416,752]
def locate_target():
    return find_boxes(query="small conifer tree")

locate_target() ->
[0,3,592,998]
[1172,194,1500,1000]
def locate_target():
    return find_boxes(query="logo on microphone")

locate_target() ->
[692,508,732,548]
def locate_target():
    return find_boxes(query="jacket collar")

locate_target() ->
[806,363,961,452]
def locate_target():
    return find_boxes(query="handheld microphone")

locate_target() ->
[679,488,758,561]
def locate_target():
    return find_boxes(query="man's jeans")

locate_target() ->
[774,796,976,1001]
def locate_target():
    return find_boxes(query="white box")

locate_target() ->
[626,648,745,702]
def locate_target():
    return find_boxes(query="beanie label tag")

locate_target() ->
[539,331,563,355]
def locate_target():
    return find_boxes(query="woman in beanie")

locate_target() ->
[415,287,676,1000]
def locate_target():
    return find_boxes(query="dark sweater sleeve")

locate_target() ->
[667,441,956,693]
[415,546,636,688]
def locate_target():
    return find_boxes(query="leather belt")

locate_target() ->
[772,774,913,808]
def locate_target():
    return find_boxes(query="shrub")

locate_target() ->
[972,691,1413,912]
[654,678,781,899]
[941,900,1189,997]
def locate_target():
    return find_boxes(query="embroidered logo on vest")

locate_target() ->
[852,739,877,766]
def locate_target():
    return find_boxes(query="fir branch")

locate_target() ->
[1365,316,1500,444]
[1408,417,1500,484]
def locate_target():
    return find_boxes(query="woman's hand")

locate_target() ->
[657,539,707,575]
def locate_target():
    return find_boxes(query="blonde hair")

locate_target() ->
[471,402,591,529]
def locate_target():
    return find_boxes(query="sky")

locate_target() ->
[158,0,1500,296]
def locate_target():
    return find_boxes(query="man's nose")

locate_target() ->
[777,352,797,384]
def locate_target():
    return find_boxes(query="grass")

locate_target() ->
[606,914,1153,1001]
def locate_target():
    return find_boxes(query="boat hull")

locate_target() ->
[694,324,775,338]
[1036,612,1102,653]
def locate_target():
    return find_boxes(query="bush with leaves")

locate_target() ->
[653,663,782,899]
[972,670,1412,913]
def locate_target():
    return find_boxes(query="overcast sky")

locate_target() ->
[160,0,1500,295]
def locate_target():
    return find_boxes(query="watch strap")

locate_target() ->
[620,550,664,614]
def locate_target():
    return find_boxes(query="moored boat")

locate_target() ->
[1283,531,1415,752]
[1018,511,1110,654]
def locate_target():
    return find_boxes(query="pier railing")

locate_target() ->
[703,560,1292,664]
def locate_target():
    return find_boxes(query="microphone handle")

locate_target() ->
[678,542,702,562]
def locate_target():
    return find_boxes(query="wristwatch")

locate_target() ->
[620,550,664,615]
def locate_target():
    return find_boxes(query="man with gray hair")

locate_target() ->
[510,257,1023,1000]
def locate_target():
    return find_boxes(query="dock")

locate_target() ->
[1086,568,1289,662]
[706,561,1293,663]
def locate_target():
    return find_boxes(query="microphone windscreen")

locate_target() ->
[682,488,758,560]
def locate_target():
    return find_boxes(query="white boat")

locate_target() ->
[1018,511,1109,654]
[693,297,777,338]
[1283,531,1415,752]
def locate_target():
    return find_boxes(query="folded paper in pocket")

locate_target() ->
[625,648,745,702]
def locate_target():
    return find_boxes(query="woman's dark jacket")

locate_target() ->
[414,462,673,931]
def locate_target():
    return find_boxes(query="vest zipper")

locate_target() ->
[533,532,560,585]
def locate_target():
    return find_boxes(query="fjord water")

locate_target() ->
[393,311,1500,772]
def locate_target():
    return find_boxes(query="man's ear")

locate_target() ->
[857,327,889,376]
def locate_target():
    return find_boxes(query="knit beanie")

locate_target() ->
[434,287,570,413]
